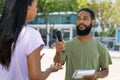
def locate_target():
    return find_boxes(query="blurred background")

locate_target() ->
[0,0,120,50]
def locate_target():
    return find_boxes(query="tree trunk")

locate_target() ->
[100,23,104,42]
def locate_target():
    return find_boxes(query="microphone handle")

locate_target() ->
[56,30,65,52]
[56,30,62,41]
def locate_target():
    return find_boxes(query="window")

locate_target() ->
[61,16,70,24]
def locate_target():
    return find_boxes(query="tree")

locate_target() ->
[89,1,120,38]
[77,0,120,38]
[107,26,116,37]
[37,0,79,46]
[77,0,89,9]
[38,0,78,13]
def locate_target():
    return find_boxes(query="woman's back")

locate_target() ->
[0,26,44,80]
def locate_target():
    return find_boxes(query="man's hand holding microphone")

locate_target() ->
[54,30,65,65]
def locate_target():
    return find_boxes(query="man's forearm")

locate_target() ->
[54,52,64,65]
[96,68,109,78]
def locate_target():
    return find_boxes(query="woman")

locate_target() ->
[0,0,62,80]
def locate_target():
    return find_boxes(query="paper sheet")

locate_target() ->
[72,69,95,79]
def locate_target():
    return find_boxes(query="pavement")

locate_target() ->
[41,47,120,80]
[109,50,120,59]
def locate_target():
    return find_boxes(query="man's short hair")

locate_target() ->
[77,8,95,19]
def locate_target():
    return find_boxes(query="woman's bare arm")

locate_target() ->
[27,47,62,80]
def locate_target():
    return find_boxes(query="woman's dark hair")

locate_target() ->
[77,8,95,20]
[0,0,33,70]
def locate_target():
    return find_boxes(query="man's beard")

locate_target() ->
[76,23,92,36]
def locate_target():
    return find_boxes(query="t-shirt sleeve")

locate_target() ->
[26,28,45,55]
[62,42,69,61]
[99,43,112,68]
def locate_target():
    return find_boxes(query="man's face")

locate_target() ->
[76,11,94,36]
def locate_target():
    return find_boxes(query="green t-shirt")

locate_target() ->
[62,37,112,80]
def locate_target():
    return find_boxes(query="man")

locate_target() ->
[54,8,112,80]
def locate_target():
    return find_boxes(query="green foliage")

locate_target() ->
[0,0,4,14]
[77,0,120,37]
[37,0,78,24]
[103,26,116,37]
[94,31,99,36]
[38,0,78,13]
[107,26,116,37]
[116,0,120,2]
[103,31,108,37]
[77,0,88,9]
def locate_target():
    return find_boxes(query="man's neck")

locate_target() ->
[77,34,92,42]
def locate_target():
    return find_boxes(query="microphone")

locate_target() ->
[56,30,65,52]
[56,30,62,42]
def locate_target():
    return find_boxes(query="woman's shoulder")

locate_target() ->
[19,25,41,41]
[25,25,40,36]
[26,25,39,33]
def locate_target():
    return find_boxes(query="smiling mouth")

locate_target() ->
[79,25,85,30]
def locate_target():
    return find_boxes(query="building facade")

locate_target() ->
[28,12,96,47]
[28,12,77,47]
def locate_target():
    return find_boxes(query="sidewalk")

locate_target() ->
[109,50,120,58]
[101,51,120,80]
[41,48,120,80]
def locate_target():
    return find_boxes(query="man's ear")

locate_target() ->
[92,19,96,26]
